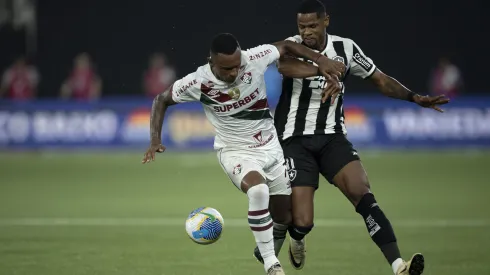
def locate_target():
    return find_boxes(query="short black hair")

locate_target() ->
[297,0,327,17]
[210,33,240,55]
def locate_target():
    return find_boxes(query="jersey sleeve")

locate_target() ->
[170,72,201,103]
[246,44,281,73]
[285,35,302,43]
[281,36,302,59]
[349,41,377,79]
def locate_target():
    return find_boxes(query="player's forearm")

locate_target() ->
[374,72,418,102]
[278,41,323,64]
[149,92,169,143]
[277,58,318,78]
[380,76,416,101]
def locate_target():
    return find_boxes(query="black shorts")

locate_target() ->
[281,134,360,188]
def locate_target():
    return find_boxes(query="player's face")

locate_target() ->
[297,13,329,49]
[210,49,242,84]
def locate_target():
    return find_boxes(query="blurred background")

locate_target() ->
[0,1,488,275]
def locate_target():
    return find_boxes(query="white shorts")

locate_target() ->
[217,144,291,196]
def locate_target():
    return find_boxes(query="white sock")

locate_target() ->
[247,184,278,271]
[391,258,404,274]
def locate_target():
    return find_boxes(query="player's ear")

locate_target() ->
[323,14,330,28]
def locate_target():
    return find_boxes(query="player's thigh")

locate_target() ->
[318,134,360,184]
[318,134,369,205]
[261,145,292,224]
[263,144,292,197]
[217,149,267,193]
[333,160,370,206]
[281,137,320,189]
[265,141,312,225]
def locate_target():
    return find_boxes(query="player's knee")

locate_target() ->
[241,171,266,193]
[246,183,269,201]
[341,173,370,206]
[272,211,292,226]
[348,184,370,207]
[289,223,314,238]
[293,217,313,228]
[293,213,314,228]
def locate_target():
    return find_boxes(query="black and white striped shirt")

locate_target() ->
[274,34,376,141]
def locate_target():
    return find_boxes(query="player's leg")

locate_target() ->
[217,150,284,274]
[333,160,424,275]
[253,143,294,263]
[287,185,315,270]
[254,137,318,269]
[319,134,424,275]
[269,195,291,257]
[242,171,283,273]
[284,137,319,270]
[266,146,296,258]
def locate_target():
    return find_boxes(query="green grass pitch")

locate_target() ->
[0,150,489,275]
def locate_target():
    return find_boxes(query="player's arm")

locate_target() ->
[143,72,199,163]
[370,69,416,101]
[149,86,177,144]
[277,57,341,104]
[142,86,178,163]
[370,69,450,112]
[276,57,318,78]
[273,40,345,78]
[349,40,450,112]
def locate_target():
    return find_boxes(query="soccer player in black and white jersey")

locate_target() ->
[253,1,450,275]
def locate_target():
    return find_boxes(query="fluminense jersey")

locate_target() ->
[171,44,281,150]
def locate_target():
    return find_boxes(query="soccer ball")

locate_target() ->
[185,207,224,245]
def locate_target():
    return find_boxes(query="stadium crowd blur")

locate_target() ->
[0,51,178,101]
[0,50,285,107]
[0,0,488,159]
[1,52,465,105]
[0,0,484,108]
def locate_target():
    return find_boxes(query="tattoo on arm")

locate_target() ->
[373,71,416,101]
[149,87,176,143]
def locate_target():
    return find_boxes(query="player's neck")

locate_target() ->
[210,66,233,85]
[210,67,223,82]
[316,33,328,51]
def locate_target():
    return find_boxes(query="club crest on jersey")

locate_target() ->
[233,164,242,175]
[228,87,240,100]
[284,157,297,182]
[332,56,345,65]
[253,131,263,143]
[240,72,252,84]
[208,89,221,97]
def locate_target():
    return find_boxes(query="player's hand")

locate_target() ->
[413,94,450,112]
[321,74,342,105]
[142,142,166,164]
[317,56,346,79]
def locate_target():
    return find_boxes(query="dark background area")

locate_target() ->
[0,0,486,97]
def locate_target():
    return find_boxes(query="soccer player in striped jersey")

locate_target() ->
[253,1,450,275]
[142,33,345,275]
